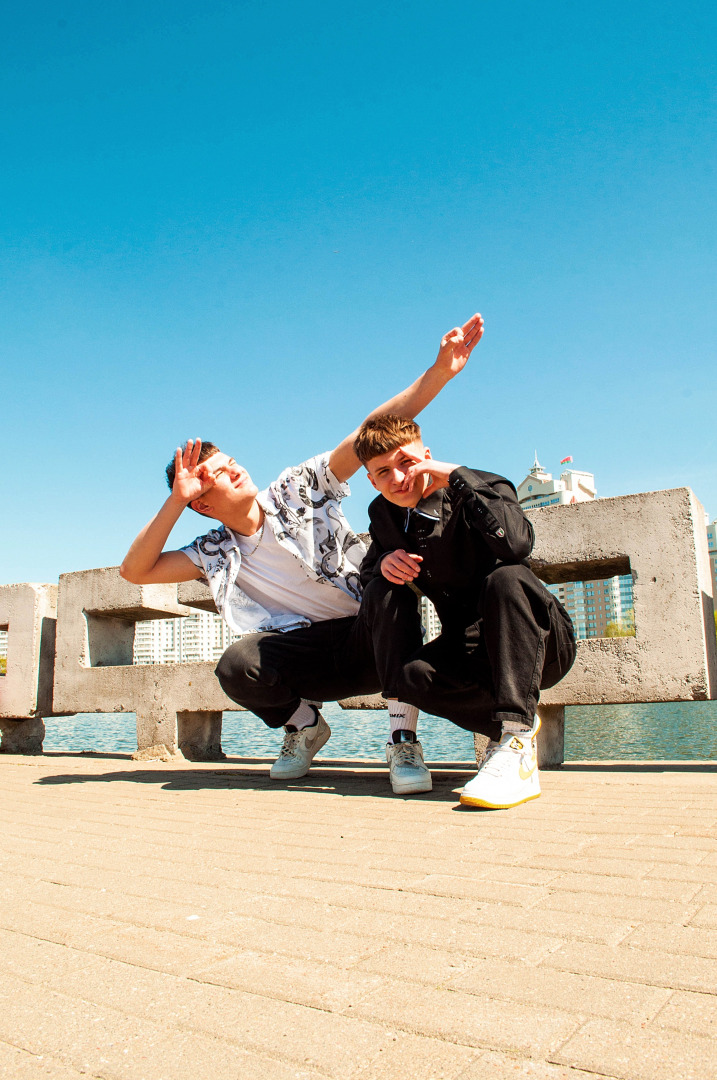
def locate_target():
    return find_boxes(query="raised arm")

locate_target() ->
[328,313,484,483]
[119,441,212,585]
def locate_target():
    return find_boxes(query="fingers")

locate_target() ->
[196,463,218,490]
[460,312,483,336]
[441,326,463,349]
[380,550,423,585]
[462,313,484,352]
[401,460,429,491]
[189,438,202,468]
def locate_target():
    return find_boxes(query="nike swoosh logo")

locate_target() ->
[519,761,537,781]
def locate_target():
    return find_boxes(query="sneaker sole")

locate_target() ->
[391,778,433,795]
[269,726,331,780]
[459,791,541,809]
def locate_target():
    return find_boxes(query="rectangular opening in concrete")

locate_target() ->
[133,611,241,665]
[530,557,635,641]
[0,625,7,675]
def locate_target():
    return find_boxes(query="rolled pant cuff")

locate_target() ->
[494,711,533,733]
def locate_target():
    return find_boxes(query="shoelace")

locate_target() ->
[392,742,423,768]
[278,730,302,758]
[480,738,532,778]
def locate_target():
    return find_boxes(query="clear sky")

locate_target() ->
[3,0,716,584]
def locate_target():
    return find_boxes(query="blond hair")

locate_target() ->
[353,415,422,466]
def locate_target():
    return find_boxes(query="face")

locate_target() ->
[365,441,431,508]
[191,453,259,518]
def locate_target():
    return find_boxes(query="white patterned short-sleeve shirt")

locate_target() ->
[180,452,367,635]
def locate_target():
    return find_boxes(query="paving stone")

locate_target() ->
[193,949,387,1011]
[552,1017,717,1080]
[0,1040,94,1079]
[536,888,700,926]
[624,921,717,958]
[444,956,672,1023]
[406,874,551,906]
[543,870,700,902]
[541,940,717,994]
[0,973,327,1080]
[653,989,717,1034]
[352,1031,480,1080]
[688,903,717,928]
[351,980,582,1056]
[459,1049,623,1079]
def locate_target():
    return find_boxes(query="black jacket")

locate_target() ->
[360,467,535,630]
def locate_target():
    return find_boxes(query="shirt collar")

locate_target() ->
[404,489,443,528]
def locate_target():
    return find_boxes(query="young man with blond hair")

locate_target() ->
[120,315,484,780]
[354,414,576,808]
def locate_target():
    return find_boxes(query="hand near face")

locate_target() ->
[171,439,218,505]
[401,456,458,500]
[380,549,424,585]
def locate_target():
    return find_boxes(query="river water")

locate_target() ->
[42,700,717,761]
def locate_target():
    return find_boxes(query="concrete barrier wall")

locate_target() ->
[0,583,57,753]
[51,568,238,760]
[1,487,715,764]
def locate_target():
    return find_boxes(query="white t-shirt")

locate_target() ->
[235,522,359,624]
[180,452,366,635]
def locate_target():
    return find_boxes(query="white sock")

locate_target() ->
[387,700,419,739]
[287,700,319,731]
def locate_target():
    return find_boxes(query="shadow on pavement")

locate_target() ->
[34,762,475,801]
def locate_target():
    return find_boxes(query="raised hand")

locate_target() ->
[434,313,484,379]
[401,457,458,500]
[380,549,424,585]
[171,439,217,505]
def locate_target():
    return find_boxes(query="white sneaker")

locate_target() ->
[386,733,433,794]
[460,716,541,809]
[270,714,331,779]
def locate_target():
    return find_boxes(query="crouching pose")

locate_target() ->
[354,415,576,808]
[120,315,484,778]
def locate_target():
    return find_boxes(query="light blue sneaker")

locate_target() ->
[270,714,331,779]
[386,731,432,794]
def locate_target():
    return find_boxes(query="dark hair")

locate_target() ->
[165,440,221,490]
[353,415,422,466]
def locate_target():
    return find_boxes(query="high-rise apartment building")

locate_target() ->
[133,610,241,665]
[420,594,442,643]
[707,520,717,600]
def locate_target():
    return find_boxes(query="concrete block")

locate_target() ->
[53,567,235,758]
[528,487,717,706]
[177,579,218,613]
[0,583,57,753]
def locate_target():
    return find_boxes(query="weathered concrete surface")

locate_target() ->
[528,488,717,706]
[1,751,717,1080]
[53,568,237,760]
[0,583,57,753]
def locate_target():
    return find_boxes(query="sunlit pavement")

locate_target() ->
[1,752,717,1080]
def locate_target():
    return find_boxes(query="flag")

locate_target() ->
[560,456,573,464]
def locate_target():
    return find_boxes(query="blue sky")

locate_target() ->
[3,0,716,583]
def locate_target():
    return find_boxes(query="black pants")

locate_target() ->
[392,564,577,743]
[215,567,576,743]
[215,577,423,729]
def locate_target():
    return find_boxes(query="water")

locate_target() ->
[42,700,717,760]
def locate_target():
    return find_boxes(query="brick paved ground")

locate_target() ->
[1,751,716,1080]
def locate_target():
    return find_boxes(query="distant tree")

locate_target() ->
[0,657,6,676]
[603,616,635,638]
